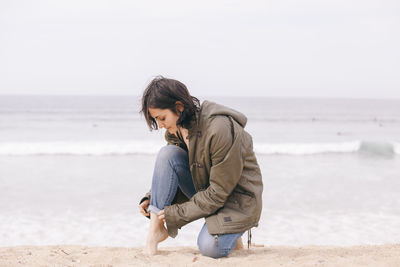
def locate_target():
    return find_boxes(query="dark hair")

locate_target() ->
[140,76,200,131]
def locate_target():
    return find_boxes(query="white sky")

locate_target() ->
[0,0,399,98]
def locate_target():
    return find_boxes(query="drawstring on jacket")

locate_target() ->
[247,229,252,249]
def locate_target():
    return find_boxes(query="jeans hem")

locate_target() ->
[148,205,161,214]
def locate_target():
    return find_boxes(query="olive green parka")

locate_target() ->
[144,100,263,238]
[164,101,263,237]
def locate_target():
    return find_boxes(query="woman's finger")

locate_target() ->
[140,202,149,209]
[138,205,150,216]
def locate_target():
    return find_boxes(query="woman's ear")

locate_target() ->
[175,101,184,113]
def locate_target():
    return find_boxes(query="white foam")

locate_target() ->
[254,141,361,155]
[2,140,397,156]
[394,143,400,155]
[2,210,400,247]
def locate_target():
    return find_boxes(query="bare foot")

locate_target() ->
[234,237,244,250]
[145,212,168,255]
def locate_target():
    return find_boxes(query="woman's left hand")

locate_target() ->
[157,210,165,222]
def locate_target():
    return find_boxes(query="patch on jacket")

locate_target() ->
[223,216,232,222]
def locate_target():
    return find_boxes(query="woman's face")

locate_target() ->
[148,107,180,134]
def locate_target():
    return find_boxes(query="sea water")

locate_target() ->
[0,95,399,247]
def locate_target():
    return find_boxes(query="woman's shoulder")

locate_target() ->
[199,114,233,142]
[199,99,247,129]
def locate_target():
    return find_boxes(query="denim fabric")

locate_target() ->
[148,145,196,214]
[197,223,243,259]
[148,144,243,258]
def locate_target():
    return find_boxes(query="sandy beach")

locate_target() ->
[0,244,399,267]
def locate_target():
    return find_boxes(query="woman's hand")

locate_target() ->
[138,199,150,217]
[158,210,165,222]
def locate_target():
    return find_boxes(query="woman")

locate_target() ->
[138,76,263,258]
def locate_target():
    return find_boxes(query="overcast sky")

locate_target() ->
[0,0,399,98]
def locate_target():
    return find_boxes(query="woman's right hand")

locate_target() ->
[138,199,150,217]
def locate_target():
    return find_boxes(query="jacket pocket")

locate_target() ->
[216,190,256,227]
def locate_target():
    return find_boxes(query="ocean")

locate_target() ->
[0,95,399,248]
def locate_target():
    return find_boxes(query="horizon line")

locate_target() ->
[0,94,400,101]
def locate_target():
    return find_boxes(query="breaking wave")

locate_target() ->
[0,141,398,156]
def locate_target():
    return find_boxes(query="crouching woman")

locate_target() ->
[138,76,263,258]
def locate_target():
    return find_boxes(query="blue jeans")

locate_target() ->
[148,145,244,258]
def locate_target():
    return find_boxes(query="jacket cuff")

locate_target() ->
[139,191,151,219]
[164,205,180,238]
[139,196,149,204]
[139,191,151,204]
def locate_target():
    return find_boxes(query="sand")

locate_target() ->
[0,244,399,267]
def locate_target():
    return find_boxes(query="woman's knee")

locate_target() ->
[197,234,229,259]
[157,145,186,162]
[198,235,220,258]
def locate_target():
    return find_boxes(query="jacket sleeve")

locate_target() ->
[139,191,151,204]
[164,116,244,237]
[139,191,151,219]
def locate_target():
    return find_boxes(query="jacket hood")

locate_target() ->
[200,100,247,128]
